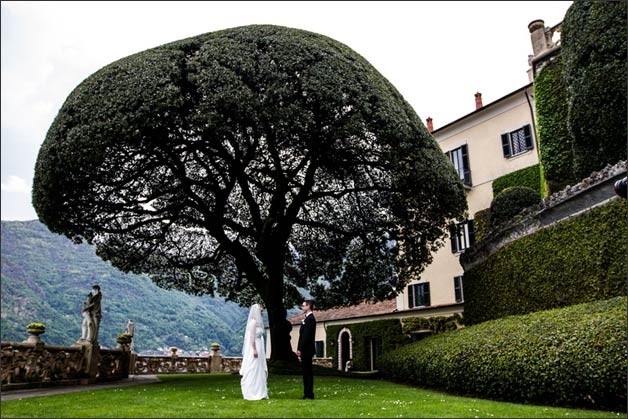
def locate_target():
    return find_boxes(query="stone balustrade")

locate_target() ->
[1,342,85,390]
[131,354,332,375]
[1,341,129,391]
[2,327,336,391]
[132,355,213,374]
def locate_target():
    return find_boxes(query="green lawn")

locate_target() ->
[1,374,625,418]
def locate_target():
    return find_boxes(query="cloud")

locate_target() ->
[1,175,30,193]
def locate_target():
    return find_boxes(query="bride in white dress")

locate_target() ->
[239,303,268,400]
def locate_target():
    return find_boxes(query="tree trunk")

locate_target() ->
[260,249,299,364]
[266,302,299,363]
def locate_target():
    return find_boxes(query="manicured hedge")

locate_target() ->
[464,199,627,325]
[561,1,627,179]
[489,186,541,227]
[325,319,408,371]
[534,56,576,194]
[472,208,491,243]
[380,297,627,411]
[401,313,462,334]
[492,164,541,196]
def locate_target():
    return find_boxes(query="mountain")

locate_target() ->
[1,220,252,355]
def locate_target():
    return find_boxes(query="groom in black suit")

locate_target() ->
[296,299,316,399]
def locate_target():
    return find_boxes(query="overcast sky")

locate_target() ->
[1,1,572,221]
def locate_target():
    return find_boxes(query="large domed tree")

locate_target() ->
[33,25,466,362]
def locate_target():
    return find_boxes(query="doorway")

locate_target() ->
[337,327,353,371]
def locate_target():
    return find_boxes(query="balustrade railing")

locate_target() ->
[2,329,334,392]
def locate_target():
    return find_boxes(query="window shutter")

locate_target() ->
[423,283,431,306]
[454,276,463,303]
[467,220,475,246]
[523,124,533,150]
[461,144,472,185]
[501,133,512,157]
[407,284,414,308]
[450,223,459,253]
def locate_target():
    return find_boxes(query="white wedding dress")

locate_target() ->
[240,304,268,400]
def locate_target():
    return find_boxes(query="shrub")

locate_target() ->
[472,208,491,243]
[26,322,45,331]
[492,164,541,196]
[534,56,576,194]
[116,333,132,343]
[380,297,627,411]
[464,199,627,325]
[562,1,627,179]
[489,186,541,227]
[401,314,462,335]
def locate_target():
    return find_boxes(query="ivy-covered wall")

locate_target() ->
[534,56,576,194]
[463,199,627,325]
[325,319,409,371]
[561,1,627,179]
[492,164,541,197]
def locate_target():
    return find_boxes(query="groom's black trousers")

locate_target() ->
[301,354,314,398]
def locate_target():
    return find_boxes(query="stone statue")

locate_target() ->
[124,319,135,353]
[79,285,102,344]
[124,319,135,336]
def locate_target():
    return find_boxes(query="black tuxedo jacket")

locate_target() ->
[297,313,316,357]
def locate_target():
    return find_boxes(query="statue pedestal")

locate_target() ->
[71,341,100,383]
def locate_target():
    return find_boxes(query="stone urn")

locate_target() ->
[116,334,132,350]
[170,347,178,356]
[25,327,45,344]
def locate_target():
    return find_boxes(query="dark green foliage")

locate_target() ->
[561,1,627,179]
[32,25,466,362]
[380,297,627,411]
[400,314,462,334]
[534,56,577,194]
[492,164,541,196]
[0,220,249,355]
[325,319,409,371]
[472,208,491,244]
[489,186,541,227]
[464,199,627,325]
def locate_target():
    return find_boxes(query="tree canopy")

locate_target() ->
[33,25,466,360]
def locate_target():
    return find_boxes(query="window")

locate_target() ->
[454,276,464,303]
[364,336,383,370]
[501,124,533,158]
[407,282,431,308]
[446,144,471,186]
[450,220,475,253]
[315,340,324,358]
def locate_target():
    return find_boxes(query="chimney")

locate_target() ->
[528,19,547,56]
[426,117,433,133]
[474,92,483,110]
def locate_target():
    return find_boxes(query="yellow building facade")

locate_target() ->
[399,83,539,312]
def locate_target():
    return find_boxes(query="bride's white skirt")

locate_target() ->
[239,336,268,400]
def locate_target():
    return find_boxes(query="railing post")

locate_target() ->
[210,343,222,373]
